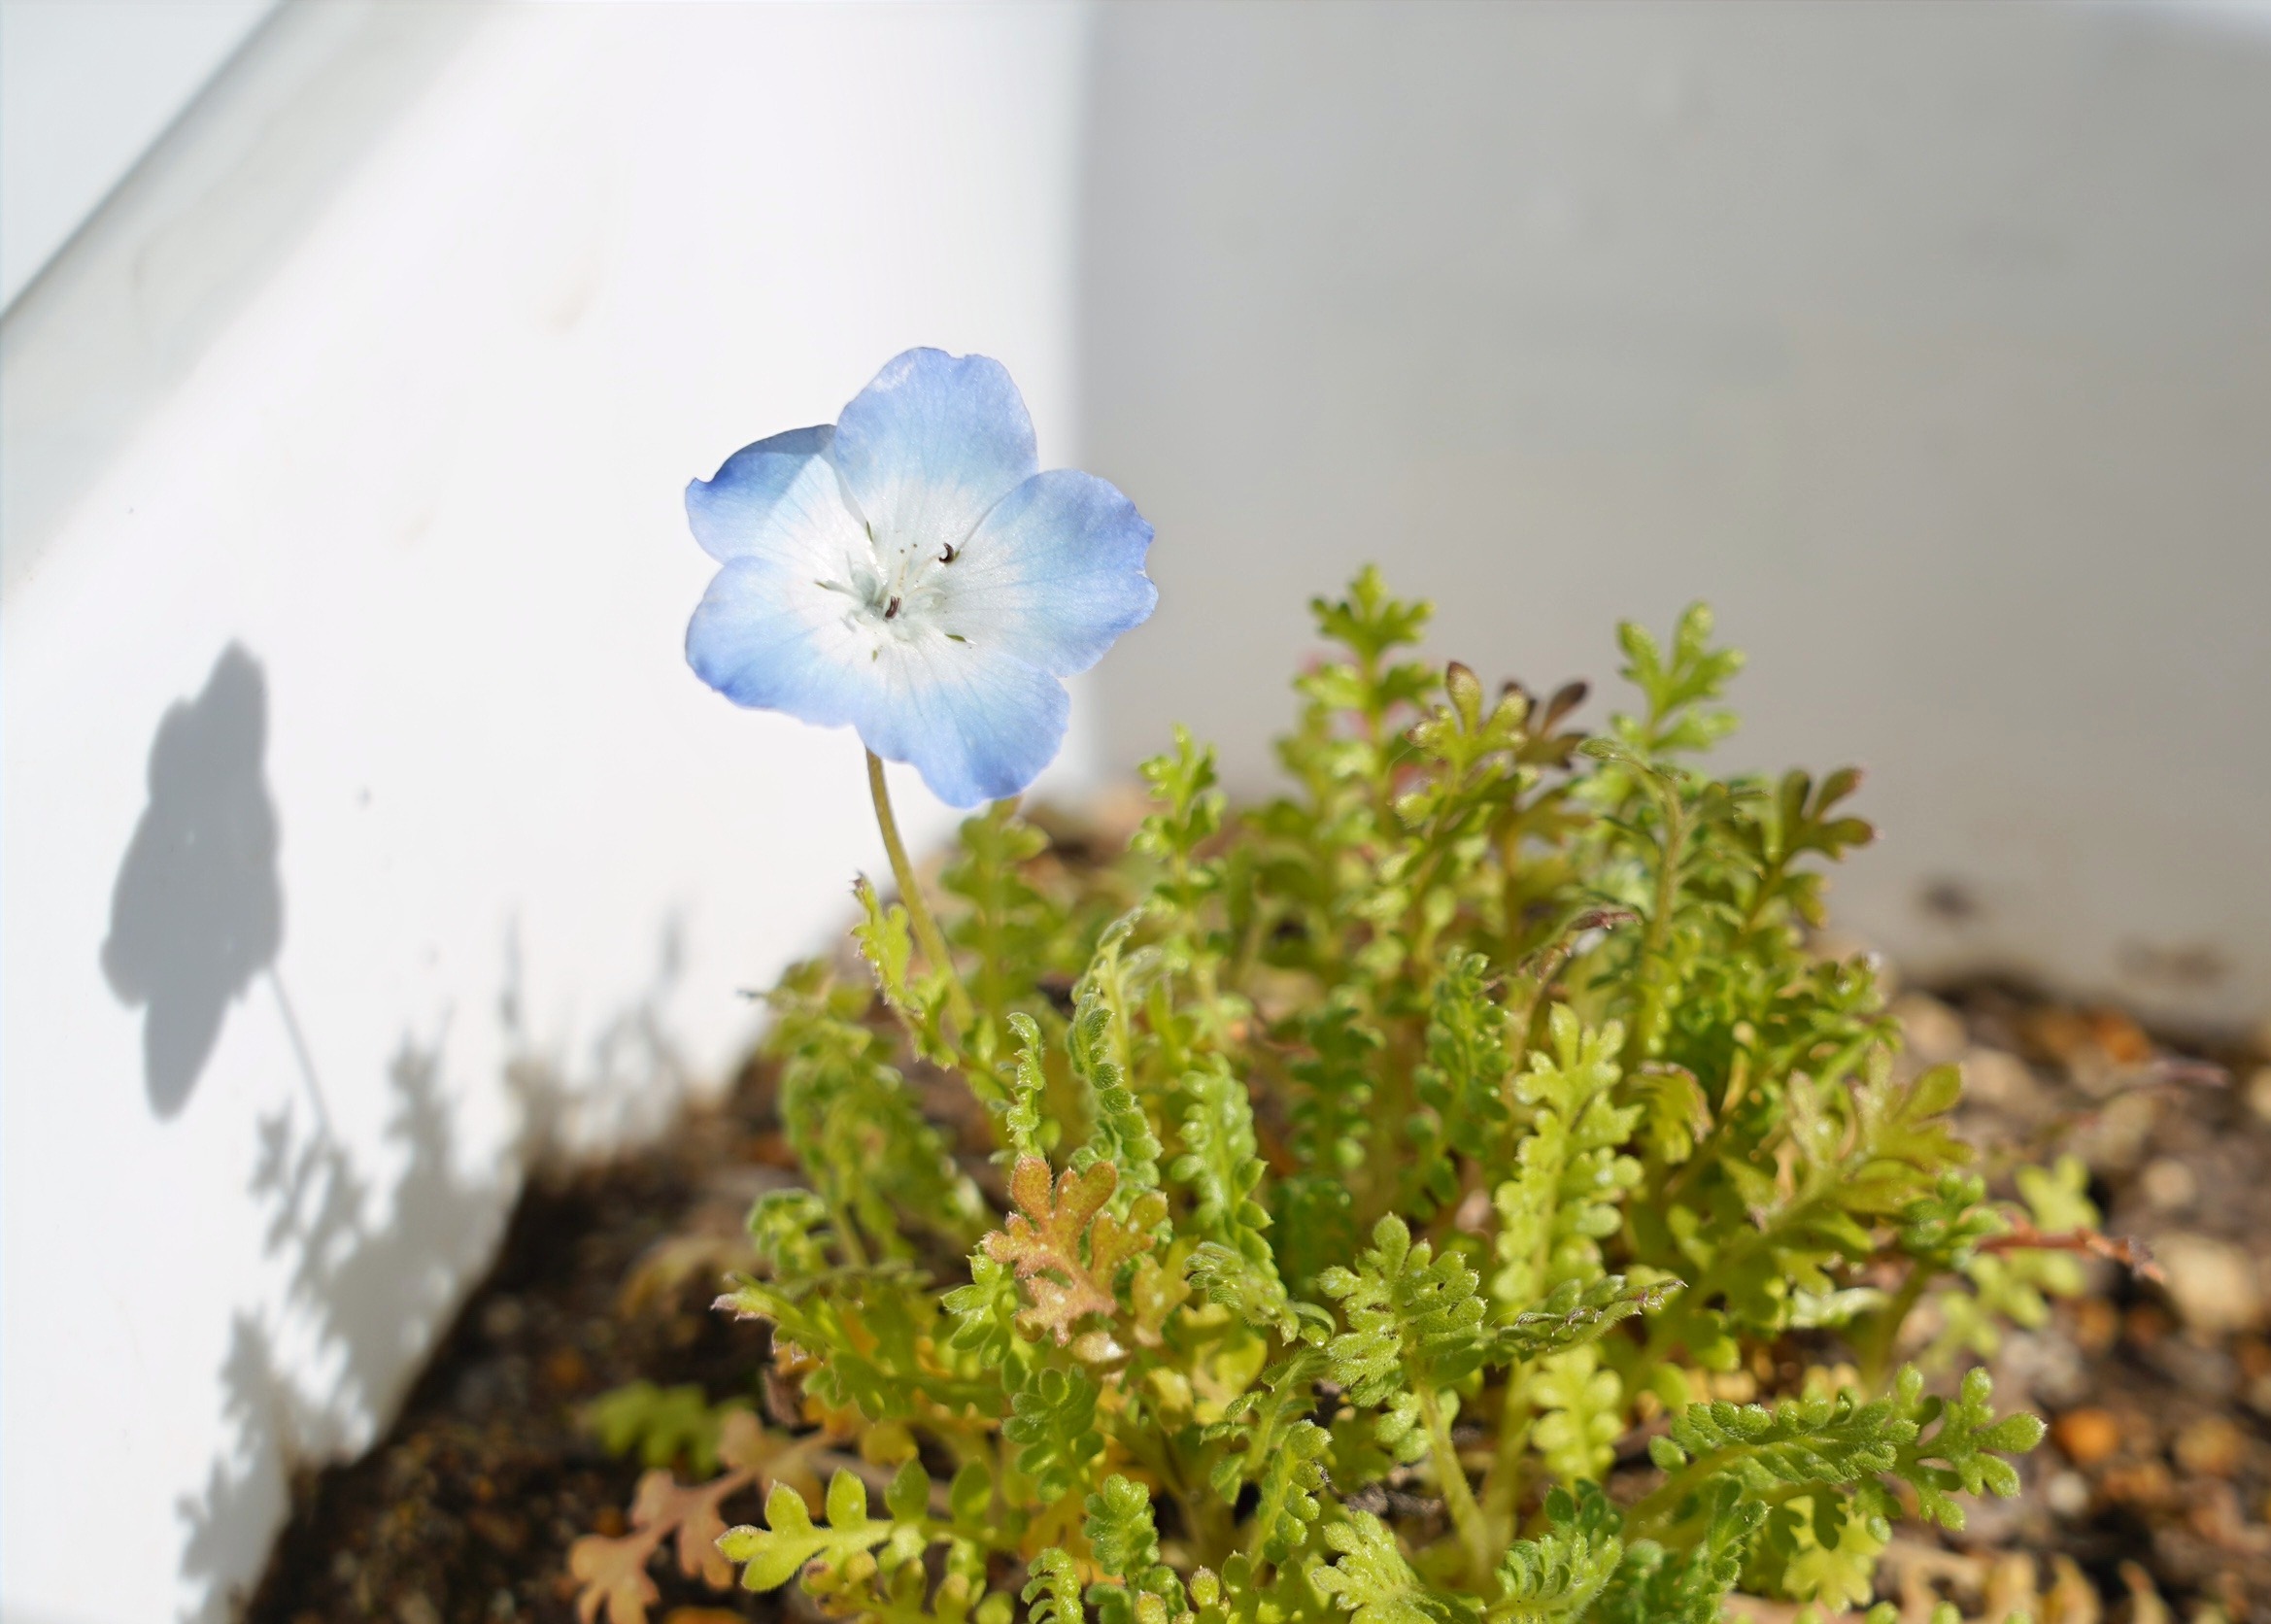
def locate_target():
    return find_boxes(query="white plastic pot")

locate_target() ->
[3,4,2265,1620]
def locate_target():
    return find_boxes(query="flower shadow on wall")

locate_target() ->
[102,643,289,1119]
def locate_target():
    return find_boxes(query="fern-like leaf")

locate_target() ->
[1320,1216,1490,1407]
[718,1471,893,1593]
[1312,1512,1475,1624]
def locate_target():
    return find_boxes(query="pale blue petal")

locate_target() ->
[850,633,1069,808]
[685,558,871,727]
[690,558,1069,806]
[830,349,1037,567]
[932,470,1157,677]
[686,424,840,563]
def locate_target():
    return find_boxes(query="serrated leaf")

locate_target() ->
[1312,1512,1474,1624]
[718,1472,892,1593]
[982,1155,1160,1343]
[1495,1483,1624,1621]
[1532,1343,1624,1483]
[1321,1216,1489,1407]
[1499,1273,1680,1362]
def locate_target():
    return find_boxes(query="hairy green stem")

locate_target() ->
[1627,782,1689,1066]
[1417,1383,1495,1588]
[1857,1259,1933,1394]
[866,749,974,1030]
[1479,1364,1535,1539]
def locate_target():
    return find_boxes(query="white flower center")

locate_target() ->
[818,526,969,649]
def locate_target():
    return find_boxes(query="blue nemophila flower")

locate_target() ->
[685,349,1157,806]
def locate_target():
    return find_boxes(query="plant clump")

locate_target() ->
[574,570,2100,1624]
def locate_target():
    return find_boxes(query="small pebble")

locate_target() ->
[481,1296,526,1342]
[2072,1296,2121,1353]
[2174,1415,2245,1477]
[2028,1007,2098,1066]
[2086,1007,2155,1066]
[541,1346,591,1393]
[2074,1090,2161,1174]
[1892,993,1967,1066]
[2156,1234,2263,1336]
[2099,1459,2176,1510]
[2141,1157,2199,1212]
[2046,1470,2092,1516]
[1963,1047,2043,1112]
[2246,1066,2271,1126]
[2114,1405,2163,1457]
[2052,1405,2121,1466]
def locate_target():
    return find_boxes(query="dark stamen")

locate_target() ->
[939,543,959,564]
[885,596,901,620]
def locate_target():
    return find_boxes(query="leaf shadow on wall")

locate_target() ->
[173,930,695,1623]
[175,1033,502,1623]
[102,643,285,1118]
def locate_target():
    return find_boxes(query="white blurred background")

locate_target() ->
[2,4,2266,1619]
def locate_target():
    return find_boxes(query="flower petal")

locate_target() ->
[851,630,1069,808]
[830,349,1037,566]
[690,559,1068,806]
[685,425,846,564]
[932,470,1158,677]
[686,558,874,726]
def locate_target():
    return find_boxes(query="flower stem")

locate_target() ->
[1480,1363,1535,1540]
[1416,1383,1494,1589]
[865,749,974,1029]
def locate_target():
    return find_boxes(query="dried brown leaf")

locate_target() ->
[567,1529,661,1624]
[980,1155,1123,1341]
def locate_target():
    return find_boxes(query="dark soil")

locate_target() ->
[248,974,2271,1624]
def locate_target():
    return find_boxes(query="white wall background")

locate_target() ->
[4,4,2269,1622]
[0,0,279,310]
[1080,1,2271,1033]
[2,6,1094,1620]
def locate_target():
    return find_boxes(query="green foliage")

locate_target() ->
[1005,1364,1106,1503]
[1320,1217,1489,1409]
[1495,1486,1623,1621]
[1025,1550,1087,1624]
[718,1472,896,1593]
[584,1380,742,1477]
[612,570,2077,1623]
[1312,1513,1474,1624]
[1082,1476,1187,1624]
[1531,1344,1623,1484]
[1492,1008,1641,1312]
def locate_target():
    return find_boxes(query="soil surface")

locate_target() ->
[248,975,2271,1624]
